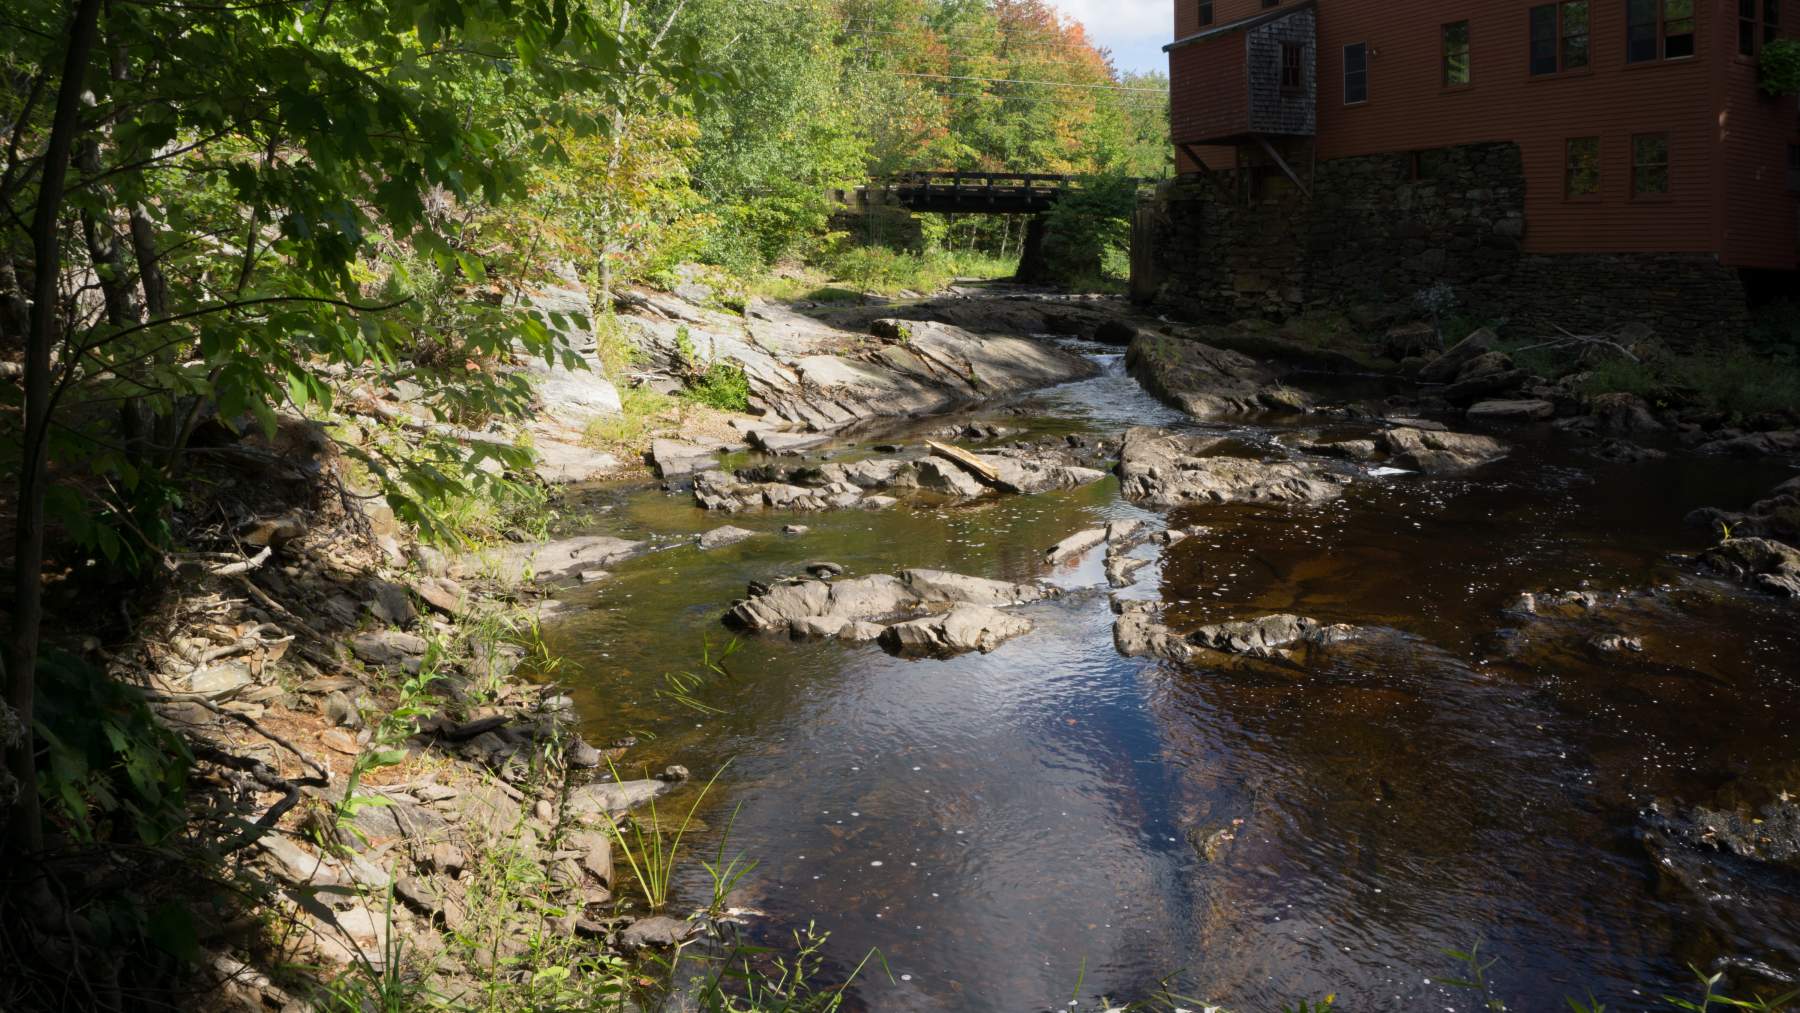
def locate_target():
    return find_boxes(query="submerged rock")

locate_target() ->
[1378,426,1508,475]
[1113,602,1355,664]
[878,604,1034,657]
[1117,427,1344,508]
[697,525,758,550]
[1124,332,1306,418]
[1187,614,1358,658]
[1697,537,1800,599]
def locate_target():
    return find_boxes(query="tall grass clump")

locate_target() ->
[601,763,730,912]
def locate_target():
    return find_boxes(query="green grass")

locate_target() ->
[601,763,729,912]
[811,246,1016,296]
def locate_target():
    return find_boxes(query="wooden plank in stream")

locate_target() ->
[924,440,1000,484]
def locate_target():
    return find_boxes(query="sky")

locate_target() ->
[1048,0,1171,76]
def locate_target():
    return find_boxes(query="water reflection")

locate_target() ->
[544,350,1800,1010]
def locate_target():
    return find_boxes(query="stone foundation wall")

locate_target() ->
[1142,141,1748,341]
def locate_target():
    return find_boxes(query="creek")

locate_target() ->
[542,338,1800,1011]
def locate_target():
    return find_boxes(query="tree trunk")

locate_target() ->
[7,0,103,863]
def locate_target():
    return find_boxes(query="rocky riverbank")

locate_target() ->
[91,276,1800,1009]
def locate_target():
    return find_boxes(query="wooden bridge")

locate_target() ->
[842,171,1140,215]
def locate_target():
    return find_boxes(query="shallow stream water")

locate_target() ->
[542,341,1800,1011]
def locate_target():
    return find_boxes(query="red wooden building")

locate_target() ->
[1162,0,1800,301]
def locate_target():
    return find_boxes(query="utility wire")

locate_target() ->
[885,70,1167,93]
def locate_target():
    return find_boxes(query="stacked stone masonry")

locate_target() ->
[1144,141,1747,340]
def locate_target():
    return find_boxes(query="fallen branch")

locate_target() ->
[141,689,330,782]
[350,397,518,448]
[926,439,1000,483]
[189,743,328,853]
[208,545,271,578]
[1514,324,1643,363]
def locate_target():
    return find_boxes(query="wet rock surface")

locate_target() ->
[1124,332,1306,418]
[1697,537,1800,599]
[878,604,1035,657]
[1113,602,1357,665]
[1378,426,1508,475]
[1116,426,1345,507]
[722,568,1052,650]
[619,288,1098,431]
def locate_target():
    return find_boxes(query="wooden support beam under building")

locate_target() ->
[1253,134,1311,198]
[1178,143,1239,206]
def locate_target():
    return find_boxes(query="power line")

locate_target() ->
[884,71,1166,93]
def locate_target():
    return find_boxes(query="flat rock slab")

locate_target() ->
[1117,427,1344,508]
[750,429,832,455]
[649,439,718,478]
[697,525,758,550]
[879,603,1034,657]
[1046,528,1106,564]
[566,779,671,818]
[619,915,696,950]
[1124,332,1305,418]
[479,535,645,585]
[724,568,1050,637]
[1379,427,1508,475]
[1467,399,1554,422]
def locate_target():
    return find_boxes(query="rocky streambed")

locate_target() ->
[527,289,1800,1011]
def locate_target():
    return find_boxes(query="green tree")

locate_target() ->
[0,0,700,864]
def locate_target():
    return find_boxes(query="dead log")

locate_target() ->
[925,440,1000,483]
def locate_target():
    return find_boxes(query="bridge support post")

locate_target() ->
[1012,214,1049,284]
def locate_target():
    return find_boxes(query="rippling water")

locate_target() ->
[542,344,1800,1010]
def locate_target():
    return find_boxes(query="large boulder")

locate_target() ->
[722,568,1049,636]
[1419,327,1499,383]
[1379,427,1508,474]
[1124,332,1305,418]
[1695,431,1800,458]
[878,604,1034,657]
[1117,427,1344,508]
[1687,476,1800,545]
[1697,537,1800,598]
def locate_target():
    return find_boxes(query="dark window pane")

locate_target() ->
[1665,0,1695,56]
[1628,0,1659,61]
[1531,5,1559,74]
[1344,43,1368,103]
[1632,135,1669,195]
[1742,19,1759,52]
[1199,1,1214,25]
[1566,137,1601,196]
[1767,0,1781,25]
[1444,21,1471,85]
[1564,2,1591,68]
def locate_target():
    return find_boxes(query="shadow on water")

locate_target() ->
[542,346,1800,1011]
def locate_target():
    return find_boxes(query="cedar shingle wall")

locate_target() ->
[1248,10,1316,136]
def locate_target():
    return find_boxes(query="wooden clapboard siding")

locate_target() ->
[1166,0,1800,268]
